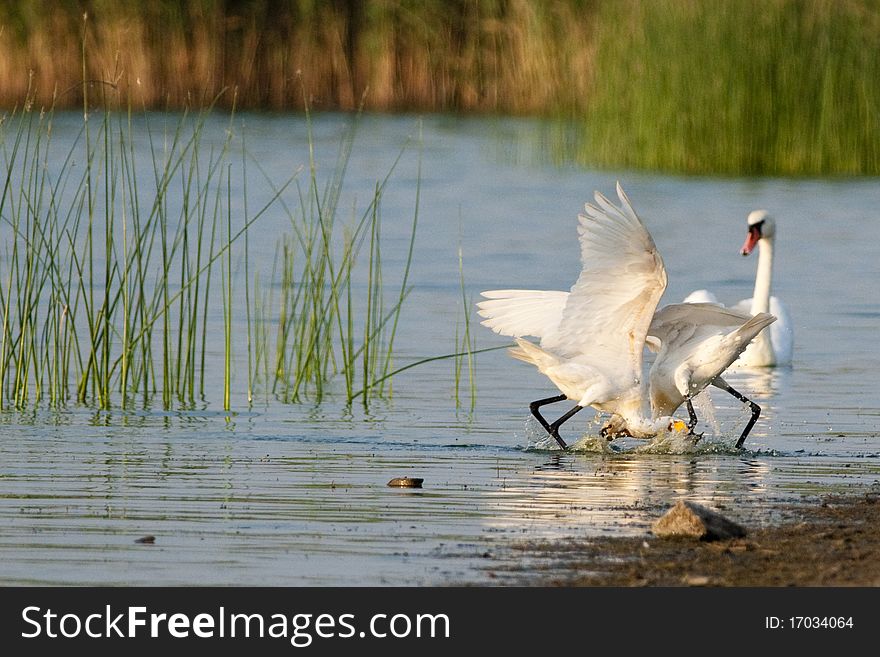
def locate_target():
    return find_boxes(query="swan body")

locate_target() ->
[684,210,792,366]
[477,184,774,448]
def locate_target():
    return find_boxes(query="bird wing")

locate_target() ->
[648,302,769,414]
[476,289,569,344]
[545,182,667,379]
[649,302,754,350]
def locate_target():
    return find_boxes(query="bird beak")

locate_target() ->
[671,419,687,433]
[740,224,762,256]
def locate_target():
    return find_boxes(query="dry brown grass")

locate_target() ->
[0,1,596,113]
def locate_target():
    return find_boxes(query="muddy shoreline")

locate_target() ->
[484,491,880,586]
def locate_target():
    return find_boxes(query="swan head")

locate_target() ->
[741,210,774,255]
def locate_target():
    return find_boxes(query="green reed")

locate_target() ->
[453,245,477,414]
[573,0,880,175]
[0,93,277,410]
[0,84,474,413]
[252,112,420,408]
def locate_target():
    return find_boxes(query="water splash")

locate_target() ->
[692,389,721,435]
[524,433,564,451]
[567,434,622,453]
[522,414,622,452]
[631,429,703,454]
[633,433,742,455]
[522,416,564,450]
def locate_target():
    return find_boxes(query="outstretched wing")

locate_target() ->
[476,289,569,344]
[545,182,667,380]
[649,302,754,352]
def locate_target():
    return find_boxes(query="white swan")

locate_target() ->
[477,184,774,449]
[684,210,793,366]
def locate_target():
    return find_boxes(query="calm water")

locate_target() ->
[1,113,878,585]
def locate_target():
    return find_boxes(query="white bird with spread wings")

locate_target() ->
[477,183,774,449]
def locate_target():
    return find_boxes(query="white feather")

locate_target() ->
[476,290,568,343]
[547,182,667,378]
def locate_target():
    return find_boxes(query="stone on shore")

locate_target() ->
[652,500,746,541]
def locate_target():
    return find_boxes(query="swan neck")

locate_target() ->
[751,237,773,315]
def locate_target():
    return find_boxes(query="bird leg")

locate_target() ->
[685,396,704,440]
[549,404,585,448]
[528,394,575,449]
[711,378,761,448]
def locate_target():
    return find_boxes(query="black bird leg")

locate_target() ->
[529,395,566,444]
[528,394,581,449]
[711,378,761,448]
[549,404,584,448]
[685,396,704,440]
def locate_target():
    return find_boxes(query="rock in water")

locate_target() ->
[387,477,423,488]
[652,500,746,541]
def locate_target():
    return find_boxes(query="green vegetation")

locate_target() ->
[0,0,876,174]
[251,112,420,408]
[454,243,476,414]
[0,99,246,410]
[581,0,880,175]
[0,92,421,411]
